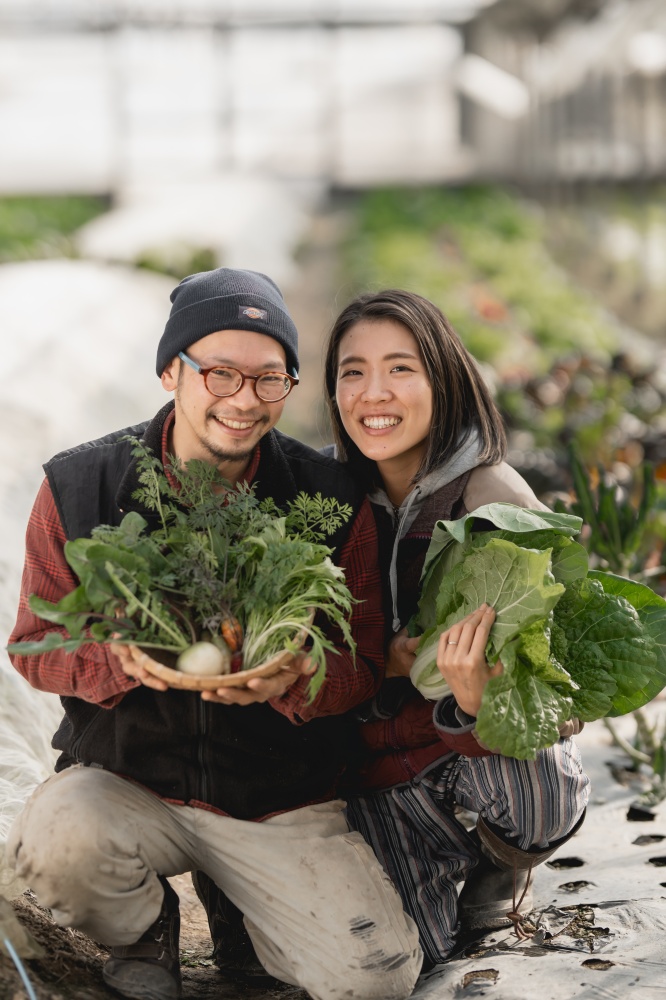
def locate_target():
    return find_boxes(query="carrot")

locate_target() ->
[220,612,243,653]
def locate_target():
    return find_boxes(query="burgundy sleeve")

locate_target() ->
[434,696,495,758]
[7,478,138,707]
[270,497,385,723]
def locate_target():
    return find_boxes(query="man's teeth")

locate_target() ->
[363,416,401,429]
[218,417,256,429]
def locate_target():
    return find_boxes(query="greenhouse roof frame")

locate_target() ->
[0,0,499,30]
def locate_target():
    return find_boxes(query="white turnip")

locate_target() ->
[176,641,230,676]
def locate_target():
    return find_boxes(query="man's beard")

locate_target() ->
[202,412,268,466]
[205,442,255,464]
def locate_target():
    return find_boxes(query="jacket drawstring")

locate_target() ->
[389,486,421,633]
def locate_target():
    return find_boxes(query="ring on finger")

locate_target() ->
[447,640,458,645]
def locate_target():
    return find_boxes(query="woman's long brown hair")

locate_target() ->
[323,289,507,486]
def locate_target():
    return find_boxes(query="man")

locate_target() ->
[8,268,421,1000]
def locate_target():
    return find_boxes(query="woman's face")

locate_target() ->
[335,318,434,485]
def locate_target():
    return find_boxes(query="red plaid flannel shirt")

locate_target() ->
[9,433,385,721]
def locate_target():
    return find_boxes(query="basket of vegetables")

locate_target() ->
[9,439,356,696]
[129,614,314,691]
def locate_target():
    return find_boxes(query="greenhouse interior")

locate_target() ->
[1,1,666,997]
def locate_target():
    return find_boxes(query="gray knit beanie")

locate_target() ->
[156,267,299,377]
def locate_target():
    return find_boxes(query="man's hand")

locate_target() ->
[113,641,314,706]
[201,652,314,705]
[436,605,502,717]
[112,642,170,692]
[386,629,420,678]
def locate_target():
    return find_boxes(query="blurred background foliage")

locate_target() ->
[343,185,616,368]
[0,196,107,262]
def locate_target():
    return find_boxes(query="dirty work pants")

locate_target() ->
[9,766,422,1000]
[347,737,589,967]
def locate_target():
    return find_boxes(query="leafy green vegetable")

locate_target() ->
[409,502,666,758]
[586,571,666,711]
[476,623,574,758]
[8,439,356,697]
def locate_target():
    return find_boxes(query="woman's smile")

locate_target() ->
[336,317,433,497]
[361,415,402,430]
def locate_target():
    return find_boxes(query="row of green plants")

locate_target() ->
[342,185,617,372]
[0,195,210,279]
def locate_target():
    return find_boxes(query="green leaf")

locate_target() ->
[475,635,572,759]
[588,570,666,611]
[27,589,96,638]
[554,577,658,716]
[490,530,588,585]
[451,539,565,657]
[65,539,150,608]
[414,534,470,632]
[565,641,618,721]
[7,631,90,655]
[411,538,565,701]
[588,571,666,710]
[431,502,582,546]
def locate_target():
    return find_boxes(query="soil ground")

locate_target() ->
[1,875,307,1000]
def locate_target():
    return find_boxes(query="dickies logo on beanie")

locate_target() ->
[239,306,268,320]
[156,267,299,377]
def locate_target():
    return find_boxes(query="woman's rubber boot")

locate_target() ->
[459,812,585,934]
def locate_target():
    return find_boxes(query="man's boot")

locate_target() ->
[103,876,181,1000]
[459,812,585,934]
[191,870,285,988]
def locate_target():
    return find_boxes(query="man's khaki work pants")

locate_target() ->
[9,766,422,1000]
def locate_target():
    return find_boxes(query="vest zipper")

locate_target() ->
[197,698,209,804]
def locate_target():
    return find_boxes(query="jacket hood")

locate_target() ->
[369,430,483,540]
[368,430,483,632]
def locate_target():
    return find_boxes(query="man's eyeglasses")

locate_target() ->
[178,352,299,402]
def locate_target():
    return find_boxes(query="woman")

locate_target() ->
[323,289,589,969]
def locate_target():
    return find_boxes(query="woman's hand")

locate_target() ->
[386,629,421,678]
[436,605,502,717]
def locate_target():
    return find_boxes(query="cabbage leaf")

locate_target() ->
[409,503,666,759]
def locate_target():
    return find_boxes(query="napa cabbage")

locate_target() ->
[409,503,666,758]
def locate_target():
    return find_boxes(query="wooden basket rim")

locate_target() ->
[129,617,312,691]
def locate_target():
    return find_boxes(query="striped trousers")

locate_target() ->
[346,738,589,967]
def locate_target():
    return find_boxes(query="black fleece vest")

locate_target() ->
[45,402,366,820]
